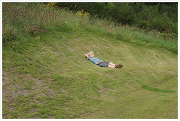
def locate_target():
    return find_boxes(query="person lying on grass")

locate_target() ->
[84,51,123,68]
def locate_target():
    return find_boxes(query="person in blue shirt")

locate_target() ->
[84,51,123,68]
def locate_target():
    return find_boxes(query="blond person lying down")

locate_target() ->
[84,51,123,68]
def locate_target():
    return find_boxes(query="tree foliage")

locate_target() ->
[54,2,178,35]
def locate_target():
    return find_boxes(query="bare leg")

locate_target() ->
[109,62,116,66]
[109,62,123,68]
[108,64,115,68]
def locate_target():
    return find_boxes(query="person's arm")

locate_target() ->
[84,54,88,59]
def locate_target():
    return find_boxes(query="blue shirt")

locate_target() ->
[88,57,102,65]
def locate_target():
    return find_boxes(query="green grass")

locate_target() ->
[2,3,178,119]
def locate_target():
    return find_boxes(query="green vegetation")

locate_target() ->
[2,3,178,119]
[55,2,178,35]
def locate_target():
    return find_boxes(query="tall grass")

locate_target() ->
[2,2,178,54]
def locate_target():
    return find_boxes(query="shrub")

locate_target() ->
[110,3,135,24]
[138,21,149,29]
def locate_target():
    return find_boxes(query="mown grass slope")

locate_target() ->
[2,3,178,119]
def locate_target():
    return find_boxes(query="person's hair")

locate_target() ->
[87,51,93,58]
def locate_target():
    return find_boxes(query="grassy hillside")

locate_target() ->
[2,3,178,119]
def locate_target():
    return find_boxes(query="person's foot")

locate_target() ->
[115,63,123,68]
